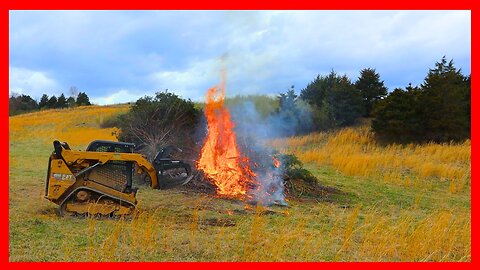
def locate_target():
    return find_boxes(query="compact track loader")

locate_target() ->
[45,140,193,217]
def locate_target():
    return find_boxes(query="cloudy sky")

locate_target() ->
[9,10,471,105]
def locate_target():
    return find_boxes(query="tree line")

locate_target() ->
[9,89,91,116]
[111,56,470,147]
[276,56,470,143]
[372,58,470,142]
[13,56,469,145]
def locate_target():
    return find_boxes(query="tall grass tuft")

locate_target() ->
[269,126,471,193]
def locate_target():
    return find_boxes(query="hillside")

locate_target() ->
[9,105,470,262]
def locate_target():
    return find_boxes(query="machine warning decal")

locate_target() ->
[52,173,74,181]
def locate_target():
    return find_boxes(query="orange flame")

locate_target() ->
[272,156,280,168]
[197,83,255,198]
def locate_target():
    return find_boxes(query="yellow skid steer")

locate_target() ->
[45,140,193,217]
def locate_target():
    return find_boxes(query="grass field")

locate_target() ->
[9,105,471,262]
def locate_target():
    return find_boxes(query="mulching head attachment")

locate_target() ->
[152,146,193,189]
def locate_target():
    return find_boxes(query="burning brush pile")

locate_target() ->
[188,79,328,206]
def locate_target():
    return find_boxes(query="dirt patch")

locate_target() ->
[38,207,57,216]
[202,217,236,227]
[178,170,344,207]
[181,171,217,195]
[285,178,342,202]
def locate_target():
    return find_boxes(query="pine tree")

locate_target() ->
[47,96,58,108]
[372,85,423,142]
[76,92,91,106]
[355,68,388,117]
[39,94,49,109]
[300,71,364,129]
[57,93,67,108]
[420,56,470,141]
[9,94,39,115]
[277,86,297,112]
[67,96,76,108]
[372,57,470,143]
[275,86,312,135]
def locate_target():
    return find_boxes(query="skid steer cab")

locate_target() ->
[45,140,193,217]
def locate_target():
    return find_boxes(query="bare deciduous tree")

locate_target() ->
[117,91,200,161]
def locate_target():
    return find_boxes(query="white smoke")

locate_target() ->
[228,99,312,206]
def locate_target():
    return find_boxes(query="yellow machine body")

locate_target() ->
[45,140,192,217]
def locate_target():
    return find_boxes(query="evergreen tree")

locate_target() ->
[76,92,91,106]
[9,94,39,115]
[326,75,364,127]
[355,68,388,117]
[275,86,312,135]
[300,73,334,108]
[47,95,58,108]
[300,71,364,129]
[57,93,67,108]
[372,85,424,142]
[277,86,297,112]
[372,57,470,142]
[39,94,49,109]
[420,56,470,141]
[67,96,76,108]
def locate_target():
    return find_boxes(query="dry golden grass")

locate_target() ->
[9,105,129,147]
[45,202,469,262]
[269,126,471,194]
[9,106,471,262]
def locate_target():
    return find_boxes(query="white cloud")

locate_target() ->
[9,67,59,98]
[90,89,145,105]
[147,52,282,100]
[9,10,471,100]
[148,58,221,100]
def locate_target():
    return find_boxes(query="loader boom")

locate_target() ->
[45,140,193,217]
[59,148,160,189]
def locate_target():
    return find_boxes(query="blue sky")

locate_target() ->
[9,10,471,105]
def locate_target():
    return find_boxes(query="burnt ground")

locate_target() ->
[179,170,346,204]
